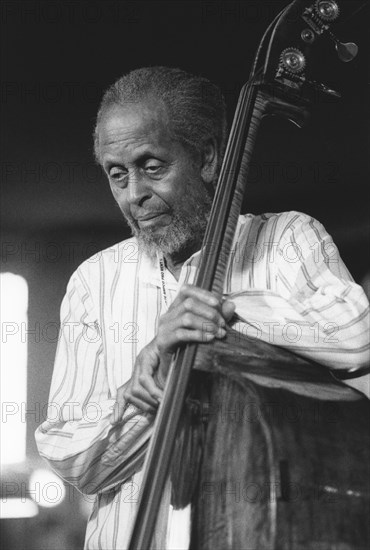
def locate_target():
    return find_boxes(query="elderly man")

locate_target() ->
[36,67,369,549]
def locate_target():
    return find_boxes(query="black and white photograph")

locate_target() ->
[1,1,369,549]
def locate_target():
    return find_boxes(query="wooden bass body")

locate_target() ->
[171,328,370,549]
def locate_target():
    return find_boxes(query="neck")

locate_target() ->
[164,259,183,281]
[164,242,201,281]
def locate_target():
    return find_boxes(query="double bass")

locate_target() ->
[124,1,369,548]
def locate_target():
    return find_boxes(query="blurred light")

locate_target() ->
[0,498,38,519]
[168,505,191,549]
[29,468,66,508]
[0,273,28,465]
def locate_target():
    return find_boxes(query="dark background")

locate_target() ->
[1,1,369,548]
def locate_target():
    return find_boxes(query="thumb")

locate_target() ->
[221,299,236,322]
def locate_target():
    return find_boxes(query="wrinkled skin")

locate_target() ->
[96,101,235,421]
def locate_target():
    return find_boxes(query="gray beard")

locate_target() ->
[124,191,213,260]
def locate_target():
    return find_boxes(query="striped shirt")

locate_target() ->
[35,211,370,549]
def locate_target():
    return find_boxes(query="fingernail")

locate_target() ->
[216,327,226,338]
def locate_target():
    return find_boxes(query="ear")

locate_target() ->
[200,138,218,185]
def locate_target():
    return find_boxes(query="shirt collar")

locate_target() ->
[137,247,201,290]
[136,215,247,288]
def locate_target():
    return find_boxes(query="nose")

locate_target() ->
[126,171,151,207]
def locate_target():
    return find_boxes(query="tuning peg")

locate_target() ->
[333,37,359,62]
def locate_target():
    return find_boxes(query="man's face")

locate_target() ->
[97,101,213,259]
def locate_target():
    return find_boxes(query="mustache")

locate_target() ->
[134,212,169,221]
[129,204,170,218]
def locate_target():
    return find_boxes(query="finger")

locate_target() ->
[132,358,162,404]
[138,372,164,402]
[110,383,158,424]
[128,379,160,407]
[171,285,220,309]
[180,310,225,332]
[221,300,236,322]
[130,361,160,404]
[156,353,173,385]
[110,398,127,426]
[159,318,228,351]
[182,298,226,326]
[172,327,225,345]
[162,298,225,331]
[124,394,158,414]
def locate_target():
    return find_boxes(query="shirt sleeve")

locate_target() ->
[228,213,370,398]
[35,268,153,495]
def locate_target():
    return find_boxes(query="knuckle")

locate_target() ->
[180,284,190,294]
[135,361,145,374]
[122,390,131,402]
[183,297,195,311]
[209,310,219,323]
[175,328,186,341]
[130,387,140,400]
[138,373,147,385]
[202,324,216,336]
[157,338,166,352]
[156,333,165,348]
[193,329,204,341]
[137,348,146,360]
[158,311,168,324]
[182,312,194,327]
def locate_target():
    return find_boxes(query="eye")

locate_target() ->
[109,166,127,183]
[144,160,165,175]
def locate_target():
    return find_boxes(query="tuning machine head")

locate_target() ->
[280,48,306,74]
[315,0,340,22]
[302,0,358,62]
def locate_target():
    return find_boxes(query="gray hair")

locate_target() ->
[93,66,227,179]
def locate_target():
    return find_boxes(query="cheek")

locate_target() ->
[159,167,194,204]
[110,186,129,212]
[110,186,120,201]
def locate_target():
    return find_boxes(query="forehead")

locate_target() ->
[97,101,173,158]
